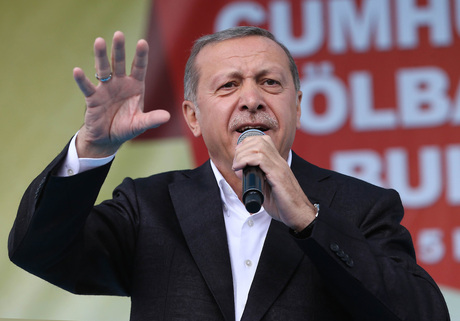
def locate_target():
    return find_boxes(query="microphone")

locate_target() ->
[237,129,265,213]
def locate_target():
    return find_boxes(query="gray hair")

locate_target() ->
[183,26,300,104]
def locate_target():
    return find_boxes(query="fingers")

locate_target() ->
[74,31,148,97]
[94,37,112,80]
[94,31,147,81]
[144,109,171,129]
[233,136,274,171]
[111,31,126,76]
[129,109,171,139]
[130,39,149,81]
[73,67,96,97]
[232,136,288,181]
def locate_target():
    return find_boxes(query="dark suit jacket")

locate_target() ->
[9,148,450,321]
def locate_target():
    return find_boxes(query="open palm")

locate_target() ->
[73,31,170,158]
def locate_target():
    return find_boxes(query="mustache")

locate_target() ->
[229,112,279,131]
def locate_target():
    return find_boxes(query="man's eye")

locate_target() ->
[221,82,235,88]
[264,79,280,86]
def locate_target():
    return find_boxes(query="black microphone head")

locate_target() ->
[237,129,266,213]
[237,129,265,145]
[244,190,263,213]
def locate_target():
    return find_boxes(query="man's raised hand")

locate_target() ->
[73,31,170,158]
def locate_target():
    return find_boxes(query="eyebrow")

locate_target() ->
[213,68,286,84]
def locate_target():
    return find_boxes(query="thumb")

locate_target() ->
[142,109,171,129]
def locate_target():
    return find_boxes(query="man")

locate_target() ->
[9,26,449,320]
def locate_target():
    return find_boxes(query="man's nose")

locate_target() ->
[239,82,265,112]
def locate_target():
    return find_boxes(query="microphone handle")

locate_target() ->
[243,166,264,213]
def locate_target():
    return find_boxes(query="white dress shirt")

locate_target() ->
[56,133,115,177]
[59,133,292,321]
[210,160,272,321]
[211,152,292,321]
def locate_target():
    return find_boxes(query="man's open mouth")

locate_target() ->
[236,126,269,133]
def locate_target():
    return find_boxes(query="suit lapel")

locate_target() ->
[242,153,337,320]
[169,162,235,321]
[169,154,337,321]
[241,219,304,321]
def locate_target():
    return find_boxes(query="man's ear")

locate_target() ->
[182,100,202,137]
[296,90,302,129]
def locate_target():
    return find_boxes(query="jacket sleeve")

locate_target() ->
[8,145,137,296]
[294,184,450,321]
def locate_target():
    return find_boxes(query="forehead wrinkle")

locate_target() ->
[225,50,268,60]
[223,51,290,79]
[224,50,269,68]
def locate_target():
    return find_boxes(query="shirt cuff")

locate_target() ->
[56,133,116,177]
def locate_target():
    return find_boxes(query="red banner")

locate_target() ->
[142,0,460,289]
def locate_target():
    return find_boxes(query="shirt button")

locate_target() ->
[245,260,252,267]
[67,168,74,176]
[247,219,254,227]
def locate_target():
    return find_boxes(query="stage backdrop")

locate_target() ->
[1,0,460,320]
[141,0,460,295]
[147,0,460,289]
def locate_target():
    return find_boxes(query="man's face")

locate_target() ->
[183,36,302,170]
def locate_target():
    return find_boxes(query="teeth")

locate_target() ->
[238,126,267,132]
